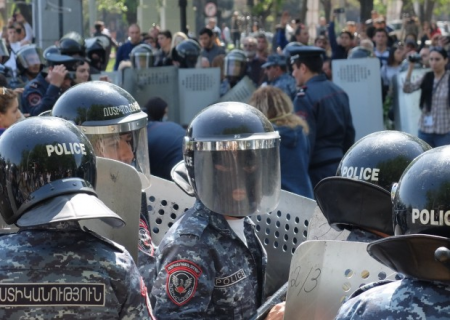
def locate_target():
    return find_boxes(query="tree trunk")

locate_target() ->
[418,3,425,22]
[424,0,436,23]
[300,0,307,25]
[401,0,415,19]
[320,0,332,23]
[358,0,373,23]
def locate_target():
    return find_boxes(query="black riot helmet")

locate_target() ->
[85,37,107,71]
[348,46,374,59]
[59,32,86,57]
[0,117,98,225]
[172,39,201,68]
[315,130,431,235]
[16,45,46,76]
[224,49,248,86]
[130,44,154,69]
[51,81,151,186]
[183,102,281,217]
[0,39,9,64]
[43,45,60,60]
[367,146,450,283]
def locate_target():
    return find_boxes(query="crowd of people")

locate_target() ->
[0,8,448,319]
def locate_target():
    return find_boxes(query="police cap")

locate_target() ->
[46,53,85,72]
[261,54,287,68]
[285,45,325,64]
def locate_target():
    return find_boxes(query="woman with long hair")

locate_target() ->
[0,87,21,135]
[403,47,450,147]
[249,86,313,198]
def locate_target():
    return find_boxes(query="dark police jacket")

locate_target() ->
[294,74,355,170]
[150,201,266,319]
[21,72,61,116]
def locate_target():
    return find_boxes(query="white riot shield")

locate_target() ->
[250,192,317,295]
[332,59,384,141]
[122,66,180,122]
[80,157,141,262]
[145,175,195,246]
[284,240,399,320]
[178,68,221,126]
[307,206,350,241]
[393,68,429,135]
[219,76,257,103]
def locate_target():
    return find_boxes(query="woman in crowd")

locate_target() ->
[0,87,21,135]
[381,45,405,90]
[403,47,450,147]
[249,86,313,198]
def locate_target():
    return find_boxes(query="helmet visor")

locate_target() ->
[131,53,154,69]
[17,47,45,68]
[193,145,280,217]
[86,126,151,188]
[224,60,245,77]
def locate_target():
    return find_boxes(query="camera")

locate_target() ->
[333,8,345,14]
[408,53,422,63]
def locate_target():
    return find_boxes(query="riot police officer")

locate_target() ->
[20,53,83,116]
[59,31,86,57]
[85,36,108,73]
[336,145,450,319]
[314,130,431,242]
[221,49,248,96]
[51,81,154,288]
[15,44,46,84]
[150,102,281,319]
[286,45,355,187]
[130,44,155,69]
[0,116,152,319]
[171,39,201,68]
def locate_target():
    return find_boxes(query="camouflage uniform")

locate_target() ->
[270,73,298,101]
[0,221,152,319]
[150,201,266,319]
[346,228,381,243]
[336,278,450,319]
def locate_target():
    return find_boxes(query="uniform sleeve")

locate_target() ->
[120,257,154,320]
[295,96,317,158]
[342,93,355,153]
[150,235,215,319]
[22,84,60,116]
[328,21,339,56]
[114,45,124,71]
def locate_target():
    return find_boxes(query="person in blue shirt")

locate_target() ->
[261,54,297,100]
[249,86,313,198]
[114,24,142,71]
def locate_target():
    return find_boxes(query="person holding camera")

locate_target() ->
[403,47,450,147]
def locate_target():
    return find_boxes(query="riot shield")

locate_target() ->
[122,66,179,123]
[145,175,195,246]
[284,240,399,320]
[90,71,122,86]
[307,206,350,241]
[332,59,384,141]
[250,192,317,296]
[80,157,141,262]
[219,76,256,103]
[178,68,220,126]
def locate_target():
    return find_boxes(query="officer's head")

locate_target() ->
[282,42,303,74]
[85,36,108,71]
[130,44,154,69]
[392,146,450,237]
[262,54,287,82]
[224,49,247,87]
[0,117,123,228]
[16,45,45,77]
[183,102,281,217]
[46,53,86,91]
[287,46,325,86]
[315,131,431,236]
[51,81,150,184]
[59,32,86,57]
[172,39,201,69]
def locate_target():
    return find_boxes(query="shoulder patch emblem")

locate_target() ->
[27,93,42,107]
[165,260,202,306]
[138,218,154,256]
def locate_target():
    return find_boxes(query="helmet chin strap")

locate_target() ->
[171,161,195,197]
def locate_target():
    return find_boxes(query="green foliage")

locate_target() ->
[373,0,387,16]
[97,0,128,14]
[252,0,283,17]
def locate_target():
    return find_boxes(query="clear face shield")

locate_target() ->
[131,52,154,69]
[189,133,281,217]
[84,119,151,190]
[18,48,45,69]
[224,59,245,77]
